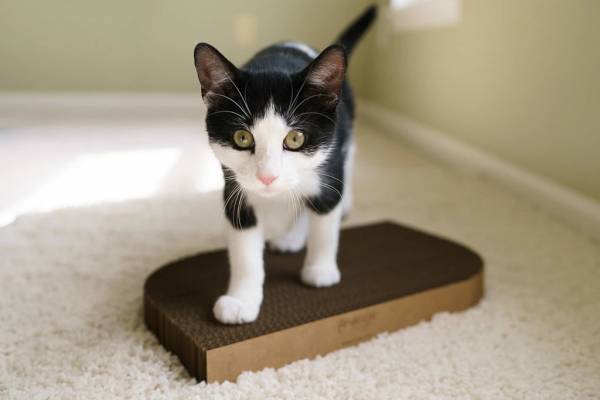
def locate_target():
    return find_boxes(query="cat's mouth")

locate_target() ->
[254,187,284,198]
[239,177,297,199]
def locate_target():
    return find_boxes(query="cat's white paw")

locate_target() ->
[268,232,306,253]
[213,295,260,324]
[301,264,341,287]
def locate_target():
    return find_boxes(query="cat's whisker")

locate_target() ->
[222,183,235,206]
[317,171,344,185]
[285,190,293,216]
[223,176,240,188]
[301,193,319,212]
[286,75,295,117]
[237,189,246,230]
[287,190,299,227]
[320,180,342,193]
[291,190,298,220]
[291,189,303,225]
[296,192,305,222]
[223,184,241,216]
[289,192,296,226]
[223,190,235,212]
[233,187,242,229]
[211,93,251,118]
[293,111,336,125]
[244,80,250,112]
[225,76,252,117]
[287,93,327,120]
[286,74,309,118]
[319,182,343,200]
[208,110,247,120]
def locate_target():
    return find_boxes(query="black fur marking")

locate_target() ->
[335,5,377,56]
[222,167,257,229]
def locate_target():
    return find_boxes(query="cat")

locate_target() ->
[194,5,376,324]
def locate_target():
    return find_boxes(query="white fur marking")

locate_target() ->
[214,224,264,324]
[283,41,318,58]
[301,204,343,287]
[268,210,308,252]
[209,101,348,323]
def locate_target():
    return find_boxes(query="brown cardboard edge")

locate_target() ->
[144,296,204,379]
[205,270,483,383]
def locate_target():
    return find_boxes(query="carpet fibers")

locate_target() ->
[1,117,599,399]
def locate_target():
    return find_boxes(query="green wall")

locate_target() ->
[361,0,600,201]
[0,0,370,91]
[2,0,598,201]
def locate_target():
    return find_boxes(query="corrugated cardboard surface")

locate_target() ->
[144,221,484,382]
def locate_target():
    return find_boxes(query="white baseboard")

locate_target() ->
[3,92,599,239]
[357,98,600,240]
[0,91,203,109]
[0,92,207,126]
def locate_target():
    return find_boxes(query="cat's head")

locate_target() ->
[194,43,346,198]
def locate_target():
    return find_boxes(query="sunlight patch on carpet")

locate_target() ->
[0,148,181,226]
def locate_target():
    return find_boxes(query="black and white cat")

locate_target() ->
[194,6,376,324]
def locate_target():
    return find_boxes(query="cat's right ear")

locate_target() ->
[194,43,239,103]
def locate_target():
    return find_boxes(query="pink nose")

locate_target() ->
[257,174,278,186]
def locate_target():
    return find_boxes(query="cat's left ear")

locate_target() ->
[301,45,347,106]
[194,43,240,103]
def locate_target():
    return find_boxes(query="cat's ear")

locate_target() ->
[194,43,240,103]
[301,45,347,105]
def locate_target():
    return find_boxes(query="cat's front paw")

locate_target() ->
[301,264,341,288]
[213,295,260,324]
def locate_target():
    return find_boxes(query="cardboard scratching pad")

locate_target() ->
[144,222,483,383]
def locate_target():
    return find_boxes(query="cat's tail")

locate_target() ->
[335,5,377,56]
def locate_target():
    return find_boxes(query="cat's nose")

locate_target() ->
[257,173,278,186]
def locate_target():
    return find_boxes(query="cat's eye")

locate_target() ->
[233,130,254,148]
[284,130,305,150]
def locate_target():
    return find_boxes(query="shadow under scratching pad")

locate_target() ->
[144,221,484,383]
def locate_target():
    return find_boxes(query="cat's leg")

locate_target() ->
[301,204,343,287]
[268,210,308,253]
[341,141,356,217]
[213,224,264,324]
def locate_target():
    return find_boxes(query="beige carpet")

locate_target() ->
[1,101,599,399]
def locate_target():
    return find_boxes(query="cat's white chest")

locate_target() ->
[247,195,301,240]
